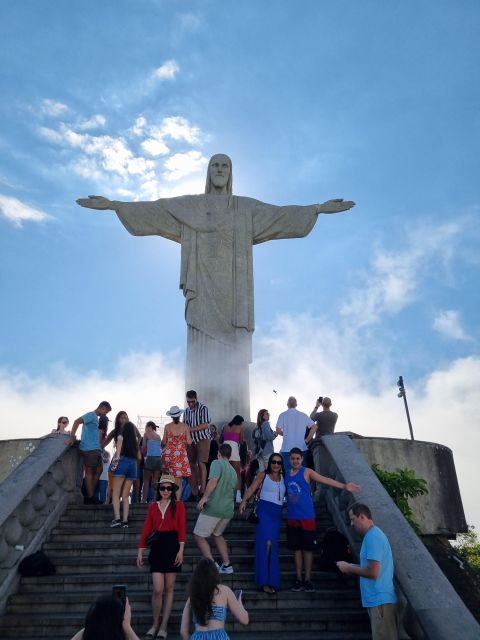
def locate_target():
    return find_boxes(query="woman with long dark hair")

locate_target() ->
[110,421,139,528]
[220,415,244,503]
[70,593,139,640]
[104,410,129,503]
[137,474,186,639]
[239,453,286,593]
[252,409,277,473]
[180,558,248,640]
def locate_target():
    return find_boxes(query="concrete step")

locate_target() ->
[0,634,371,640]
[18,570,352,593]
[0,608,370,636]
[30,553,349,575]
[6,588,362,614]
[42,537,295,556]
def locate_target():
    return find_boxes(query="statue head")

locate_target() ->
[205,153,232,194]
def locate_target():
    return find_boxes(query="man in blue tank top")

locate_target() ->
[285,447,360,592]
[337,503,399,640]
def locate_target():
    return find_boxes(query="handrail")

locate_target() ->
[317,434,480,640]
[0,434,82,614]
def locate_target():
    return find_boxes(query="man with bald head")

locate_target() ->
[276,397,316,473]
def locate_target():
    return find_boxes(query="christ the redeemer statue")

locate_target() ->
[77,153,354,424]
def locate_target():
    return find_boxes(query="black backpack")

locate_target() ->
[317,529,352,572]
[18,551,56,577]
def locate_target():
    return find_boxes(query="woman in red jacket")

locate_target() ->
[137,474,186,639]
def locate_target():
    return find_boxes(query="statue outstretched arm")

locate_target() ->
[76,195,115,210]
[76,195,183,241]
[315,199,355,214]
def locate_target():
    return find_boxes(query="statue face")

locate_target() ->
[209,154,231,189]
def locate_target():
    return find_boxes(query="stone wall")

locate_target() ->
[0,434,82,613]
[351,435,467,536]
[0,438,42,484]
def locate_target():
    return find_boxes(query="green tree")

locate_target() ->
[372,464,428,534]
[455,526,480,573]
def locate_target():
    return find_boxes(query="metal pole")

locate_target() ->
[397,376,415,440]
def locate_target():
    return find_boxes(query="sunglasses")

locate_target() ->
[159,486,174,492]
[186,400,196,404]
[60,421,68,424]
[271,460,282,465]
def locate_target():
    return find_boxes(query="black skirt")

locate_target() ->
[148,530,181,573]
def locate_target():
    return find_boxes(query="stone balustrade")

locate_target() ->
[314,434,480,640]
[0,434,82,613]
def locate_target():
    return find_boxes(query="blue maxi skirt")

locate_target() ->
[255,499,283,589]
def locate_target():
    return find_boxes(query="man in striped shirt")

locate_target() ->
[184,390,211,499]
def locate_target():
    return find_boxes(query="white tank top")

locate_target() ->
[260,474,285,505]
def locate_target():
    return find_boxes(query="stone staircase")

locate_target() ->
[0,500,371,639]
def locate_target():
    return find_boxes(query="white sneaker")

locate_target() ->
[219,563,234,574]
[236,490,242,503]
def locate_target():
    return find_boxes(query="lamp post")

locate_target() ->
[397,375,414,441]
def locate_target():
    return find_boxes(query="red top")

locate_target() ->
[138,500,187,549]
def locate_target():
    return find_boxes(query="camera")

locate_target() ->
[317,397,323,405]
[112,584,127,610]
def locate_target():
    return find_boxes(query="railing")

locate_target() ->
[313,434,480,640]
[0,434,82,613]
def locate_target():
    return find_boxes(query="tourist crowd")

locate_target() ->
[61,392,399,640]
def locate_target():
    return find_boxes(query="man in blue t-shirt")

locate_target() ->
[337,503,399,640]
[69,401,112,504]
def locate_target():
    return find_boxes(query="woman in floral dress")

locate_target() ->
[162,406,192,500]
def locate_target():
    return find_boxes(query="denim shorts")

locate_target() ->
[113,456,137,480]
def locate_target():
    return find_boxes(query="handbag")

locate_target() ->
[245,497,260,524]
[244,475,265,525]
[146,530,162,546]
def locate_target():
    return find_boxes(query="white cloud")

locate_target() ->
[77,115,106,130]
[40,124,155,180]
[162,151,208,182]
[157,116,201,144]
[0,315,478,533]
[341,221,461,326]
[433,309,470,341]
[39,111,207,199]
[141,138,170,157]
[0,194,51,227]
[153,60,180,80]
[41,99,70,117]
[131,116,147,136]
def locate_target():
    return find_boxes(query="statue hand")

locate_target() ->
[76,195,113,210]
[317,199,355,214]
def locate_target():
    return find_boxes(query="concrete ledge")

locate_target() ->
[321,434,480,640]
[0,435,83,613]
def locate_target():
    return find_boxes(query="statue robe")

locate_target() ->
[114,194,318,422]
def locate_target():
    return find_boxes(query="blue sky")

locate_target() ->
[0,1,479,528]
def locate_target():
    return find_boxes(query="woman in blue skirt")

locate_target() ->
[180,559,249,640]
[239,453,286,593]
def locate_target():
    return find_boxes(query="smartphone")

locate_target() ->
[112,584,127,610]
[234,589,242,600]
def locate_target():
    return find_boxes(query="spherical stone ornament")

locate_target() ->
[31,486,48,511]
[3,516,23,546]
[43,473,57,497]
[0,536,10,563]
[17,500,36,528]
[51,461,65,485]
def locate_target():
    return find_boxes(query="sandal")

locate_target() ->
[145,626,157,639]
[156,631,167,639]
